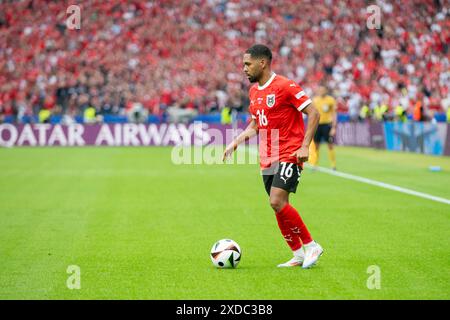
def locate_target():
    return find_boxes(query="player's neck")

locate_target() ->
[258,70,274,87]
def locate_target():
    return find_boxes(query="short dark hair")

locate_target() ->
[245,44,272,63]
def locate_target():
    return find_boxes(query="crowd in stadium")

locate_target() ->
[0,0,449,124]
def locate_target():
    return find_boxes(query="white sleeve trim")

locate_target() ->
[297,99,312,111]
[295,91,305,99]
[251,115,256,119]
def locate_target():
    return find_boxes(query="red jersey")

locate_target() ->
[248,73,311,170]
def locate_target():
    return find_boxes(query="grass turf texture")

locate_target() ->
[0,145,449,299]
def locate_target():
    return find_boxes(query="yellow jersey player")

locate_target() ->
[309,86,337,170]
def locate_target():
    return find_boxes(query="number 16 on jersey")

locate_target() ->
[256,109,268,126]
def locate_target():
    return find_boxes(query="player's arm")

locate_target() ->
[291,104,320,163]
[223,118,258,162]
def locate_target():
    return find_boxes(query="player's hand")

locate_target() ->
[330,127,336,137]
[291,146,309,163]
[223,142,237,162]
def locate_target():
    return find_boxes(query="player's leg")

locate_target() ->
[308,140,318,168]
[314,140,321,168]
[327,142,336,170]
[263,173,302,261]
[310,128,322,168]
[271,187,323,268]
[269,187,304,267]
[270,187,313,247]
[268,186,302,255]
[270,164,323,268]
[325,124,336,170]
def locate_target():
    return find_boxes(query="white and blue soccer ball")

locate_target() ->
[210,239,241,268]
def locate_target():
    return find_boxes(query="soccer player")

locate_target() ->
[308,86,337,170]
[223,44,323,268]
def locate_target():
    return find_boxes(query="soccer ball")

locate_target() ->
[210,239,241,268]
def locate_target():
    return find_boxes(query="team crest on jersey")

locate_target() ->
[266,94,276,108]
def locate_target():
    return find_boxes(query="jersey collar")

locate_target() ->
[257,72,276,90]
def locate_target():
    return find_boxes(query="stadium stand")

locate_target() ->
[0,0,448,124]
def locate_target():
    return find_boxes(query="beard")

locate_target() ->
[247,74,258,83]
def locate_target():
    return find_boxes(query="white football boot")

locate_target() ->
[277,249,305,267]
[302,241,323,269]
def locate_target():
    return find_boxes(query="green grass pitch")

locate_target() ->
[0,145,449,299]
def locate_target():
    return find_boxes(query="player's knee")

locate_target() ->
[269,197,286,212]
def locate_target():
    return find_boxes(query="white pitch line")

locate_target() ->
[247,146,449,205]
[306,164,450,206]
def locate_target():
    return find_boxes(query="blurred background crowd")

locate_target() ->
[0,0,449,124]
